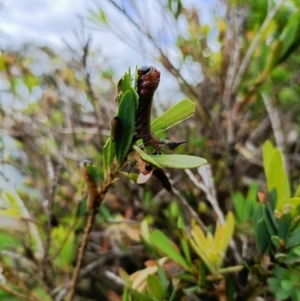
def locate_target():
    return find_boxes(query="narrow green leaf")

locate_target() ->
[271,236,281,248]
[76,198,87,217]
[148,154,207,169]
[267,149,288,211]
[116,70,133,105]
[133,145,162,168]
[129,288,156,301]
[262,140,274,178]
[147,275,165,300]
[253,203,264,228]
[218,265,244,274]
[119,267,132,286]
[232,192,245,223]
[246,182,258,218]
[277,213,290,241]
[286,227,300,249]
[276,8,300,64]
[115,89,138,165]
[263,205,276,237]
[103,137,115,175]
[151,99,195,134]
[51,226,75,272]
[157,264,168,292]
[294,185,300,197]
[123,286,130,301]
[180,233,192,265]
[289,197,300,217]
[150,229,190,270]
[255,218,269,254]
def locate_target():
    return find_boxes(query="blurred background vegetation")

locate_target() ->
[1,0,300,300]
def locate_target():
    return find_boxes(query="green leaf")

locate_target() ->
[180,236,192,266]
[262,140,274,176]
[276,289,291,300]
[116,69,133,105]
[255,218,269,254]
[148,154,207,169]
[271,236,281,248]
[232,192,245,223]
[119,267,132,286]
[263,205,276,237]
[253,203,263,227]
[147,275,165,300]
[295,185,300,197]
[51,226,75,272]
[151,99,195,134]
[266,149,289,211]
[0,231,21,250]
[277,8,300,64]
[76,197,87,217]
[103,137,115,175]
[246,182,258,218]
[150,229,190,270]
[289,197,300,217]
[129,288,156,301]
[123,286,130,301]
[86,165,101,184]
[286,227,300,249]
[115,89,138,165]
[133,145,162,168]
[277,213,291,241]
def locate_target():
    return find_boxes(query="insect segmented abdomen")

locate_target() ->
[134,66,161,152]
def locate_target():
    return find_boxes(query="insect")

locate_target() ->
[134,66,187,153]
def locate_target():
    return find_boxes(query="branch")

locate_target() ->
[262,93,289,174]
[0,283,42,301]
[185,167,225,224]
[41,159,61,288]
[66,160,119,301]
[185,166,242,264]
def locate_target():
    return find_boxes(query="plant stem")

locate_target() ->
[66,162,119,301]
[0,283,42,301]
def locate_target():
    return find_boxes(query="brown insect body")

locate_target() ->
[134,66,186,154]
[134,66,161,152]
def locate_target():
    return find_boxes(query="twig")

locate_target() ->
[42,159,61,289]
[105,219,140,224]
[171,185,207,232]
[185,167,242,264]
[52,256,124,300]
[262,93,289,174]
[232,0,286,92]
[222,8,245,193]
[185,167,225,224]
[0,283,42,301]
[66,161,119,301]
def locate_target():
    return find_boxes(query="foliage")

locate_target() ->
[0,0,300,301]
